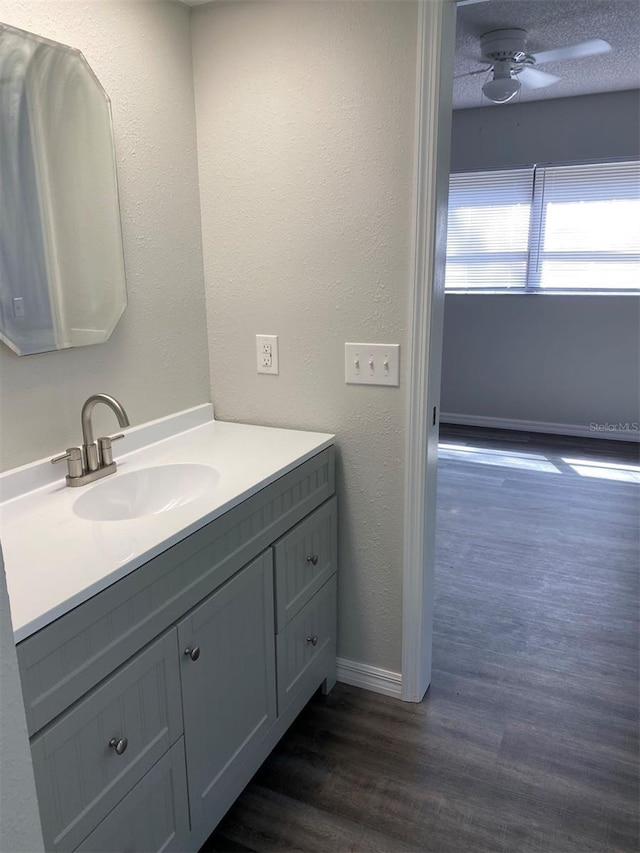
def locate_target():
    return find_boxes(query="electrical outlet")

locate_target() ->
[256,334,279,375]
[345,343,400,386]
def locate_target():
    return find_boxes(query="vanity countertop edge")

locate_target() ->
[0,409,335,643]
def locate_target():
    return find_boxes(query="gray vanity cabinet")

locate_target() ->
[178,550,277,830]
[17,447,337,853]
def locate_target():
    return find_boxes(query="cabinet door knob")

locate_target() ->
[184,646,200,661]
[306,635,318,646]
[108,736,128,755]
[306,555,319,566]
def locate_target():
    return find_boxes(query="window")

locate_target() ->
[445,160,640,293]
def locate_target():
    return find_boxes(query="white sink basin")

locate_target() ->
[73,464,220,521]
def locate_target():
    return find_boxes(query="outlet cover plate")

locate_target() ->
[256,334,279,375]
[345,343,400,386]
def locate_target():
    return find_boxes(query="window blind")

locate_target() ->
[445,160,640,294]
[531,160,640,291]
[445,168,534,291]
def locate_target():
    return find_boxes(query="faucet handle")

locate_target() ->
[97,433,125,467]
[51,447,83,479]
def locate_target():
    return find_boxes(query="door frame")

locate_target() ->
[401,0,457,702]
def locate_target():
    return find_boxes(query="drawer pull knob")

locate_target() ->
[108,736,128,756]
[306,635,319,646]
[184,646,200,661]
[306,555,319,566]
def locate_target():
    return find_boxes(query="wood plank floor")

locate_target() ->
[203,427,640,853]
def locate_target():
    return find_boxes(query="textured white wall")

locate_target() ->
[0,546,44,853]
[0,0,210,470]
[443,91,640,431]
[192,0,418,672]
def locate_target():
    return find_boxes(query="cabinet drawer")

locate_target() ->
[276,575,336,714]
[76,740,189,853]
[18,446,334,737]
[31,630,183,852]
[273,496,337,630]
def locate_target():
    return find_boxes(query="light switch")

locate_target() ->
[13,297,25,318]
[345,343,400,386]
[256,334,279,375]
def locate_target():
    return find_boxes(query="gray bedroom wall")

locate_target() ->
[450,90,640,171]
[442,90,640,436]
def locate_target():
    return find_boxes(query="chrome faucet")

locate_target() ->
[52,393,130,487]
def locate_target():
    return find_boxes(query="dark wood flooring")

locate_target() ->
[203,427,640,853]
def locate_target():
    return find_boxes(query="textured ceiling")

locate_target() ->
[454,0,640,109]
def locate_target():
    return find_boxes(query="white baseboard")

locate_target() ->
[440,413,640,443]
[336,657,402,699]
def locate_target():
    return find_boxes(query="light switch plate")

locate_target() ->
[256,334,279,375]
[345,343,400,386]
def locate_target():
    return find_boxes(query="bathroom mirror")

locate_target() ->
[0,22,127,356]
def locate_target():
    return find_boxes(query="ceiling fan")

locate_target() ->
[459,28,612,104]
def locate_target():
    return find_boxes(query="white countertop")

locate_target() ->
[0,407,334,643]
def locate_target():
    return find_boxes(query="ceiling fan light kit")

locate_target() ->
[470,27,612,105]
[482,59,521,103]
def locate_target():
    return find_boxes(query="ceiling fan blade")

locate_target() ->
[533,38,612,65]
[518,67,561,90]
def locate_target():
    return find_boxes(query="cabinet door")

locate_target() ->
[178,550,276,828]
